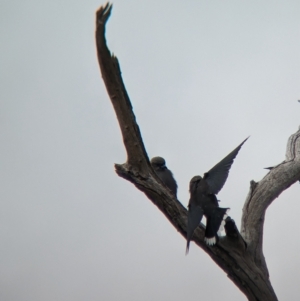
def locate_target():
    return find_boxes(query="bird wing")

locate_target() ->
[162,169,178,196]
[204,137,249,195]
[186,204,204,254]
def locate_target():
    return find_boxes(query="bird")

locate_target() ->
[264,166,274,170]
[150,156,178,197]
[186,137,248,253]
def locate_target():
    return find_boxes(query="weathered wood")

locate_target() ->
[241,128,300,279]
[95,3,149,174]
[95,3,300,300]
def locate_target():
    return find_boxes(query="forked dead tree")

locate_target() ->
[95,4,300,300]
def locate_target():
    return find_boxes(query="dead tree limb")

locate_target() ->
[95,3,300,300]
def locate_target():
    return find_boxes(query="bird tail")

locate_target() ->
[205,208,230,246]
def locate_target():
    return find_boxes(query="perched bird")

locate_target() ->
[186,176,229,251]
[186,137,248,253]
[264,166,274,170]
[151,156,178,197]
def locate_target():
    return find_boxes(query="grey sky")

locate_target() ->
[1,0,300,300]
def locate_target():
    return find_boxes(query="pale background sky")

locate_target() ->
[1,0,300,300]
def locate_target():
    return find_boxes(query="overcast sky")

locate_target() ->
[1,0,300,300]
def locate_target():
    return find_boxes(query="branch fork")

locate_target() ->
[95,4,300,300]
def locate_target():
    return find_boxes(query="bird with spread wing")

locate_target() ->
[186,138,248,253]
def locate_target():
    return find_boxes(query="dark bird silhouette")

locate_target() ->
[186,137,248,253]
[151,156,178,197]
[264,166,274,170]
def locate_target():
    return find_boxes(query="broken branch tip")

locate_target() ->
[96,2,113,25]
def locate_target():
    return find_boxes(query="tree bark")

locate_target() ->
[95,3,300,300]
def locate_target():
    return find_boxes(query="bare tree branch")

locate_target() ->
[94,3,300,300]
[95,3,149,173]
[241,128,300,277]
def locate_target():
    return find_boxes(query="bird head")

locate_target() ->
[150,156,166,170]
[189,175,202,193]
